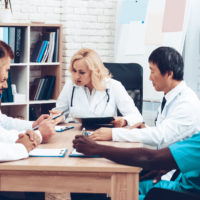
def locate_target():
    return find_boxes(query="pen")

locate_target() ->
[56,126,74,132]
[33,109,69,131]
[81,128,86,135]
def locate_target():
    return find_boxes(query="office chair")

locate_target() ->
[104,62,143,114]
[144,188,200,200]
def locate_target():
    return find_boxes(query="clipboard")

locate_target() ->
[29,148,68,157]
[69,148,99,158]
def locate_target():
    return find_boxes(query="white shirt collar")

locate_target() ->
[164,81,186,104]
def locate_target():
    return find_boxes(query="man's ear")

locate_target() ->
[168,71,173,79]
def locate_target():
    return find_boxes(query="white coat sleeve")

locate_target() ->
[112,81,143,126]
[0,143,29,162]
[0,111,33,131]
[53,80,72,118]
[112,101,198,148]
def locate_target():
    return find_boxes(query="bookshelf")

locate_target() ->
[0,23,62,120]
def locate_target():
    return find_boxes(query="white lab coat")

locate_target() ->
[54,78,143,126]
[0,111,41,162]
[112,81,200,148]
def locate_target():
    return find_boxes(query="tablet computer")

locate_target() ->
[80,117,115,129]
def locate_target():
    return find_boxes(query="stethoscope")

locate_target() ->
[70,86,110,107]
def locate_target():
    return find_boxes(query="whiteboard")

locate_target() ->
[114,0,192,102]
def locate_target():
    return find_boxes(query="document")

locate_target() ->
[29,148,67,157]
[69,148,99,158]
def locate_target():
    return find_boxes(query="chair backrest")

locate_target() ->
[104,63,143,114]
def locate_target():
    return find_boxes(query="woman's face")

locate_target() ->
[71,59,92,88]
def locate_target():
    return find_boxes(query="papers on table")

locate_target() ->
[69,148,99,158]
[29,148,67,157]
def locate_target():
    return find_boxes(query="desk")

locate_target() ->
[0,124,141,200]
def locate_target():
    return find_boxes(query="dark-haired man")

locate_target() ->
[90,47,200,150]
[0,40,55,161]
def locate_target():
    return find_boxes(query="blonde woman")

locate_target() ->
[51,48,143,127]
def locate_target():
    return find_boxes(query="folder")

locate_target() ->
[69,148,99,158]
[29,148,67,157]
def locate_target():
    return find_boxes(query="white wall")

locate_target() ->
[5,0,200,124]
[183,0,200,98]
[60,0,117,83]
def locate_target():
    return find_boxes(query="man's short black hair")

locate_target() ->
[0,40,14,60]
[148,47,184,80]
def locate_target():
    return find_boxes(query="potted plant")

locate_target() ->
[0,0,12,22]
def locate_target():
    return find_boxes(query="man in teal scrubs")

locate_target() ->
[73,133,200,199]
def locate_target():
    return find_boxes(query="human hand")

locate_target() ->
[111,117,127,127]
[32,114,50,129]
[25,129,41,145]
[73,135,99,156]
[140,170,169,183]
[49,110,64,125]
[16,133,38,152]
[38,118,56,143]
[89,127,112,141]
[129,122,146,129]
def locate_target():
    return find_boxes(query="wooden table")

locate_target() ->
[0,124,141,200]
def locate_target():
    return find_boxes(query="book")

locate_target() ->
[8,27,15,63]
[69,148,99,158]
[30,78,40,100]
[6,71,13,102]
[30,40,43,62]
[15,27,24,63]
[29,148,67,157]
[37,40,48,62]
[45,76,56,100]
[3,27,9,44]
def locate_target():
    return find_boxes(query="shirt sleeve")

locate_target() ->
[0,111,33,131]
[169,133,200,173]
[0,143,29,162]
[112,101,198,148]
[112,80,143,126]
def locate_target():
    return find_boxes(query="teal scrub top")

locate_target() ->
[169,132,200,192]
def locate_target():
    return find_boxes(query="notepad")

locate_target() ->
[69,148,99,158]
[29,148,67,157]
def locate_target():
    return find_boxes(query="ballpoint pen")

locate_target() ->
[56,126,74,132]
[33,109,69,131]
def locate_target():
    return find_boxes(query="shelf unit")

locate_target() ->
[0,23,62,120]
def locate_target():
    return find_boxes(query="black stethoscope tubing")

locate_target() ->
[70,86,110,107]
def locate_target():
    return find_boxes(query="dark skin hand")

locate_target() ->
[140,170,170,183]
[73,135,178,171]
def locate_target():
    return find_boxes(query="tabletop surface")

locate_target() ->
[0,124,141,173]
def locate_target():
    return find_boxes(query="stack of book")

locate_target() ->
[0,26,25,63]
[30,29,59,63]
[30,75,56,100]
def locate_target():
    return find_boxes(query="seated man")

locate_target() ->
[0,40,56,161]
[0,40,56,199]
[73,133,200,200]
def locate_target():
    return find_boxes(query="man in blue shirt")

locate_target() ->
[73,133,200,199]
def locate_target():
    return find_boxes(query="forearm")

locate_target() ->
[95,145,178,170]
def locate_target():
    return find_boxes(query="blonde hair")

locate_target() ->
[69,48,111,91]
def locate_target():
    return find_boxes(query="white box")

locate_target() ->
[14,94,26,103]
